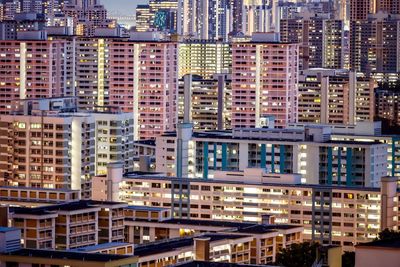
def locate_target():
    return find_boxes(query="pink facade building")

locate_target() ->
[0,40,68,114]
[231,40,299,128]
[108,40,178,140]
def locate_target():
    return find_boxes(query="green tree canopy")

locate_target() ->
[274,242,320,267]
[377,228,400,241]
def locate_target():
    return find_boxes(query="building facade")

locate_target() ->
[117,171,398,251]
[178,74,232,131]
[178,40,231,79]
[155,126,388,187]
[280,15,344,70]
[298,69,375,124]
[231,36,299,128]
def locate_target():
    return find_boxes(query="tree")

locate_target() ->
[377,228,400,241]
[274,242,320,267]
[342,251,355,267]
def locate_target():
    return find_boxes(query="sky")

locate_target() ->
[103,0,147,15]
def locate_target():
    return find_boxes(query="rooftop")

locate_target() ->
[134,234,251,257]
[236,224,301,234]
[126,205,169,212]
[2,248,135,262]
[161,130,383,145]
[11,200,126,215]
[161,218,255,228]
[173,261,274,267]
[0,227,20,233]
[68,242,132,252]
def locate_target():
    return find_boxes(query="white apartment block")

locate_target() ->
[155,125,388,187]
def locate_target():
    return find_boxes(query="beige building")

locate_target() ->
[8,200,127,250]
[355,238,400,267]
[178,74,232,131]
[107,167,399,251]
[0,98,134,198]
[125,213,303,265]
[298,69,375,124]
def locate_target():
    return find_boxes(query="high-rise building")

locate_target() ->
[231,33,299,128]
[135,5,152,32]
[0,39,69,114]
[178,39,231,79]
[350,13,400,73]
[116,169,398,251]
[179,0,230,40]
[178,74,232,130]
[0,4,4,22]
[0,98,134,198]
[147,0,179,32]
[280,13,345,70]
[231,0,244,34]
[0,13,47,41]
[242,0,269,35]
[155,125,388,186]
[4,0,21,21]
[375,86,400,127]
[350,0,374,21]
[298,69,375,124]
[108,38,178,140]
[61,0,116,36]
[376,0,400,14]
[0,110,95,196]
[52,36,178,140]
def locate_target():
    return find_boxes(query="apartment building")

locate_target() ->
[350,0,374,21]
[350,13,400,73]
[0,39,69,114]
[124,212,303,264]
[231,34,299,128]
[0,110,95,195]
[135,234,253,267]
[155,126,388,187]
[8,200,127,250]
[136,5,152,32]
[92,109,134,176]
[0,13,46,41]
[178,40,231,79]
[70,36,178,140]
[289,121,400,183]
[0,98,134,198]
[133,140,156,172]
[280,13,344,69]
[61,0,115,37]
[116,171,398,251]
[375,87,400,127]
[178,74,232,131]
[298,69,375,124]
